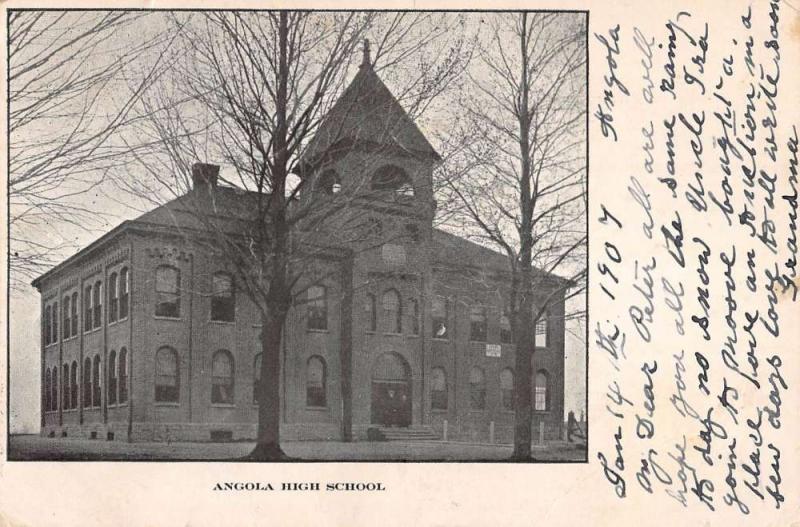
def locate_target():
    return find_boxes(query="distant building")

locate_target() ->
[32,49,570,444]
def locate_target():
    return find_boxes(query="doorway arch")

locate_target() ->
[371,352,412,427]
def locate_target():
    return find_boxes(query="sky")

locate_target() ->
[7,11,587,434]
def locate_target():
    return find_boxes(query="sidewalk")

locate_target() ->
[7,434,586,462]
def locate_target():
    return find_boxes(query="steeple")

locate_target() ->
[361,39,371,68]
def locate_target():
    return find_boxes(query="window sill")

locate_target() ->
[431,408,448,413]
[468,409,487,413]
[382,332,403,337]
[211,403,236,408]
[107,403,128,409]
[306,328,329,334]
[431,337,450,342]
[408,334,420,338]
[62,336,78,343]
[469,340,488,344]
[154,402,180,407]
[83,327,102,336]
[305,405,329,411]
[208,319,236,325]
[63,408,78,413]
[154,316,182,322]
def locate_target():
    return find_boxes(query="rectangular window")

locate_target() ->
[210,273,235,322]
[431,297,448,339]
[93,282,102,328]
[52,301,58,343]
[108,273,118,323]
[84,286,92,331]
[535,314,548,347]
[409,298,419,335]
[71,292,78,336]
[307,286,327,330]
[155,266,181,318]
[469,306,487,341]
[119,268,129,320]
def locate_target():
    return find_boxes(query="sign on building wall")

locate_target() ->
[485,344,501,358]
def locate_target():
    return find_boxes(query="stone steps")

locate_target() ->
[373,426,439,441]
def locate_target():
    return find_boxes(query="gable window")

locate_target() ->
[63,296,71,339]
[431,367,447,410]
[44,305,51,345]
[93,281,102,328]
[535,313,548,347]
[70,361,78,409]
[155,266,180,318]
[408,298,419,335]
[70,292,78,336]
[534,370,549,411]
[500,314,513,344]
[253,353,262,404]
[82,357,91,408]
[119,267,129,320]
[364,293,376,332]
[155,346,179,402]
[118,348,128,404]
[382,289,401,334]
[52,301,58,343]
[108,350,117,405]
[431,297,448,339]
[84,285,92,331]
[469,306,487,342]
[306,356,327,408]
[92,355,102,407]
[307,285,327,330]
[210,272,235,322]
[469,367,486,410]
[44,369,51,412]
[211,350,235,404]
[500,369,514,410]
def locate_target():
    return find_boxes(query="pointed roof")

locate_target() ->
[299,50,441,172]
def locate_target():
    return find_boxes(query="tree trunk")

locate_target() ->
[249,310,291,460]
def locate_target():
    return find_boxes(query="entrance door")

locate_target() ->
[371,352,412,427]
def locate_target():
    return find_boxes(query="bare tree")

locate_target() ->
[9,11,174,290]
[117,11,469,460]
[439,12,587,460]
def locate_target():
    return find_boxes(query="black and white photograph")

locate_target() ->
[7,9,587,462]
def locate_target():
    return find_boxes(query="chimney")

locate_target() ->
[360,39,371,68]
[191,163,219,190]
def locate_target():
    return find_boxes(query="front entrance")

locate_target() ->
[371,352,412,427]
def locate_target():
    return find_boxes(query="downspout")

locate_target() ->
[188,252,194,422]
[57,285,63,427]
[127,237,134,442]
[102,262,109,425]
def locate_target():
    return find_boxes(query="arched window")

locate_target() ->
[211,350,234,404]
[500,314,513,344]
[52,301,58,343]
[382,289,401,333]
[119,267,129,320]
[93,281,102,328]
[63,295,71,339]
[70,292,78,336]
[62,363,69,410]
[155,266,180,318]
[210,272,235,322]
[51,367,58,412]
[108,272,118,323]
[431,297,448,339]
[364,293,376,332]
[253,353,262,404]
[44,369,51,412]
[83,357,91,408]
[317,169,341,195]
[44,305,51,345]
[70,361,78,409]
[307,285,327,330]
[370,165,415,201]
[469,367,486,410]
[469,306,487,342]
[108,350,117,405]
[92,354,101,407]
[155,347,179,402]
[306,356,326,408]
[84,284,92,331]
[408,298,420,335]
[534,370,549,411]
[431,367,447,410]
[118,348,128,403]
[535,312,548,347]
[500,369,514,410]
